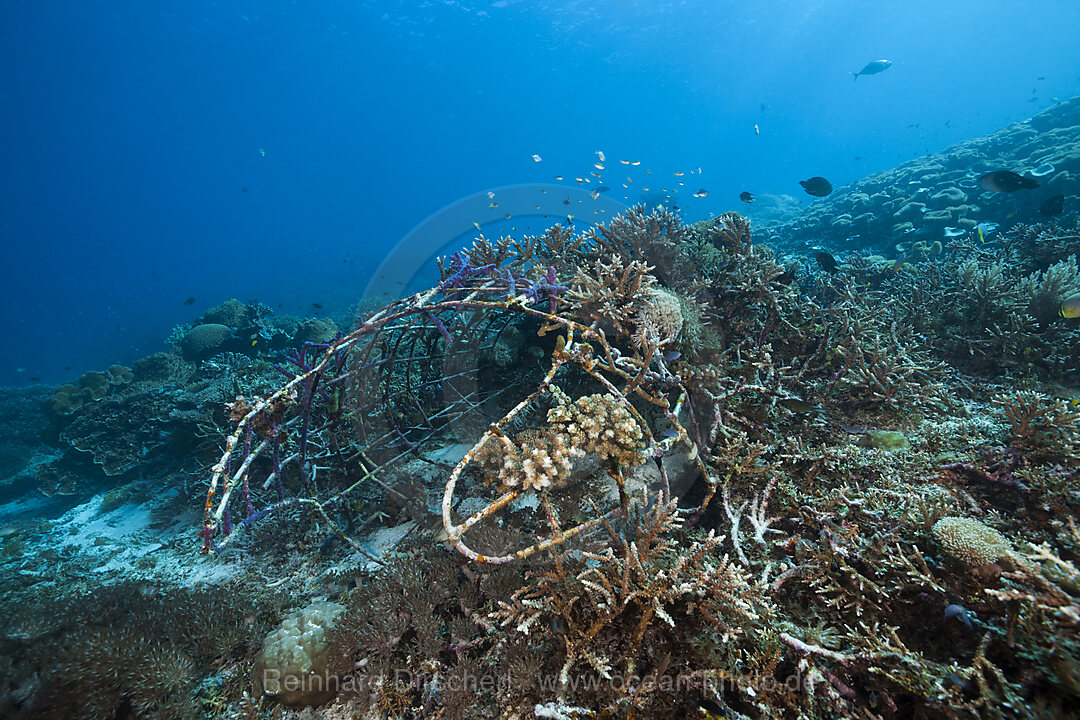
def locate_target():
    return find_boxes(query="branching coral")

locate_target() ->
[1020,254,1080,322]
[582,204,689,276]
[994,389,1080,461]
[492,491,779,711]
[565,254,658,339]
[834,329,951,413]
[1003,219,1080,272]
[702,210,752,253]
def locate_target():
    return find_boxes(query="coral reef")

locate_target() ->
[7,99,1080,718]
[31,298,351,499]
[0,578,282,719]
[757,96,1080,258]
[179,197,1080,718]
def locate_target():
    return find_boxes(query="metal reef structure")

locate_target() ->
[200,206,716,565]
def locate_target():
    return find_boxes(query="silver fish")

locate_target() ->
[852,59,892,82]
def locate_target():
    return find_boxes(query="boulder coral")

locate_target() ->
[179,322,232,358]
[253,601,346,706]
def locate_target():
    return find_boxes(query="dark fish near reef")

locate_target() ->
[944,604,973,630]
[779,397,824,414]
[813,251,839,273]
[851,59,892,82]
[775,266,797,285]
[978,170,1039,193]
[1061,293,1080,319]
[799,176,833,197]
[739,191,755,203]
[692,188,709,198]
[839,423,867,434]
[1040,194,1065,216]
[183,296,196,306]
[311,303,323,309]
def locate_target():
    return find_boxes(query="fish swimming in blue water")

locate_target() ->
[800,176,833,197]
[852,59,892,82]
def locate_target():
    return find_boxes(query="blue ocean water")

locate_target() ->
[2,0,1078,386]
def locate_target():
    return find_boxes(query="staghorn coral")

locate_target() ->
[702,210,752,253]
[1004,218,1080,272]
[492,492,781,713]
[834,329,951,414]
[994,389,1080,461]
[565,253,658,339]
[517,222,589,270]
[1020,254,1080,323]
[582,204,689,279]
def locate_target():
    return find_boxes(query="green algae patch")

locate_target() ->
[859,429,910,451]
